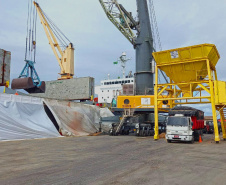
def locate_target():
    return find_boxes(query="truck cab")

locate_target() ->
[166,115,194,143]
[166,106,204,143]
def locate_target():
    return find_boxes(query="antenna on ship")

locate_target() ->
[118,52,131,79]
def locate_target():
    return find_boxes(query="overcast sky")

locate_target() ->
[1,0,226,115]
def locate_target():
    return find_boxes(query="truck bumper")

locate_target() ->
[166,134,193,142]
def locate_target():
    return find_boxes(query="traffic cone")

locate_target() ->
[15,91,19,95]
[199,135,202,143]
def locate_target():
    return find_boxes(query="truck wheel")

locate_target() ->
[140,130,144,137]
[126,130,129,135]
[190,136,194,144]
[112,130,116,136]
[167,140,171,143]
[122,130,126,135]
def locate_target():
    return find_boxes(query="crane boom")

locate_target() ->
[34,2,74,80]
[99,0,136,46]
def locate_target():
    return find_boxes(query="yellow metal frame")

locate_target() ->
[154,52,226,143]
[117,95,170,110]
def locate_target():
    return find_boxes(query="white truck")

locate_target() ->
[166,107,204,143]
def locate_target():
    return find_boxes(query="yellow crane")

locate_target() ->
[12,1,75,93]
[34,2,74,80]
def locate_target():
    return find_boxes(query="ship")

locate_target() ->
[95,52,134,106]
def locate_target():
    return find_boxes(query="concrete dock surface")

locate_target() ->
[0,134,225,185]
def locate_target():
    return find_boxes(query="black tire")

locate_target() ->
[126,130,129,135]
[144,130,147,137]
[112,130,116,136]
[140,130,144,137]
[167,139,171,143]
[190,136,194,144]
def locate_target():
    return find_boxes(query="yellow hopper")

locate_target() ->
[153,44,220,96]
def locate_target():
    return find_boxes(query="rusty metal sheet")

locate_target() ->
[0,49,11,86]
[44,99,100,136]
[11,77,34,90]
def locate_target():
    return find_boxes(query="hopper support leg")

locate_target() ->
[207,59,220,143]
[212,105,220,143]
[154,65,159,140]
[154,98,159,140]
[219,110,226,140]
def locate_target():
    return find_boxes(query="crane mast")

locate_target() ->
[34,2,74,80]
[99,0,154,95]
[135,0,154,95]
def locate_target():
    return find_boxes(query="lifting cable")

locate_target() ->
[148,0,169,84]
[25,0,38,62]
[40,7,72,50]
[25,0,72,61]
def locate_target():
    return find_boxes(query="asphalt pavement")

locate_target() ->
[0,134,225,185]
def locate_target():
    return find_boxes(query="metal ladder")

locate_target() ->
[115,115,127,134]
[115,109,134,134]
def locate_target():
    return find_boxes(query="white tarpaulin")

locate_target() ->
[100,107,114,117]
[0,94,60,141]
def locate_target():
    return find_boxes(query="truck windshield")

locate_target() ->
[167,117,188,126]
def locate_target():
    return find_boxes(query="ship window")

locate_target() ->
[109,82,112,85]
[131,80,133,82]
[102,90,104,92]
[112,82,115,84]
[125,80,128,83]
[115,81,119,84]
[104,82,107,85]
[119,81,122,84]
[108,90,109,92]
[122,80,125,83]
[107,96,109,98]
[128,80,130,83]
[102,97,103,99]
[107,82,110,85]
